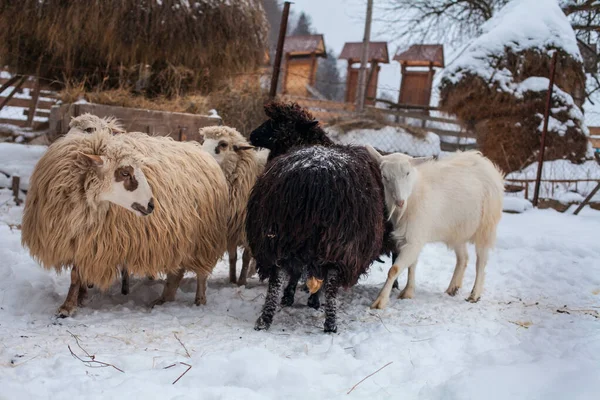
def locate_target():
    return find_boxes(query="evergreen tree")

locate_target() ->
[292,12,313,35]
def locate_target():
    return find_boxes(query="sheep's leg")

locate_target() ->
[398,262,418,299]
[121,267,130,295]
[323,269,339,333]
[247,257,257,278]
[255,268,286,331]
[307,290,321,310]
[371,244,422,310]
[467,246,489,303]
[57,267,83,318]
[151,268,185,307]
[446,243,469,296]
[194,273,209,306]
[281,269,301,307]
[228,243,238,284]
[391,250,400,290]
[237,247,252,286]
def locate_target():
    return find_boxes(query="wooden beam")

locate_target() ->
[0,75,21,96]
[26,77,41,127]
[0,75,27,111]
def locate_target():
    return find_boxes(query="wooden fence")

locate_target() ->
[0,72,58,129]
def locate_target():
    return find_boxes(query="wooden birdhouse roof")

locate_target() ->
[394,44,445,68]
[284,34,327,57]
[339,42,390,64]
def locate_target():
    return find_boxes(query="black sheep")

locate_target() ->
[246,101,398,332]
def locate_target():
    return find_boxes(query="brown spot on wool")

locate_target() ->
[306,277,323,294]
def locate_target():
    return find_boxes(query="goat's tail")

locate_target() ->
[474,159,505,249]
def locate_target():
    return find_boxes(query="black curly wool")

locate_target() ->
[247,101,398,332]
[247,145,385,287]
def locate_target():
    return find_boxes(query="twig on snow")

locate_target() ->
[347,361,393,395]
[174,333,191,358]
[67,330,124,373]
[164,362,192,385]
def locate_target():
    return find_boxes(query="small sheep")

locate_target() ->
[247,101,391,333]
[366,146,504,309]
[22,125,229,316]
[67,112,126,135]
[199,125,268,285]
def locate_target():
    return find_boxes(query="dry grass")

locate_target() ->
[440,48,588,173]
[0,0,268,96]
[58,79,269,136]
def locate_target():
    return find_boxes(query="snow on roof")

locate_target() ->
[283,35,326,57]
[444,0,582,86]
[338,42,389,64]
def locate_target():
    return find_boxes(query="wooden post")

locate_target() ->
[345,61,353,103]
[282,53,290,95]
[356,0,373,113]
[269,1,291,99]
[308,52,317,87]
[573,181,600,215]
[532,52,559,207]
[0,75,27,111]
[12,176,21,205]
[26,77,41,128]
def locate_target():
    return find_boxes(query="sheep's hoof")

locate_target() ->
[150,298,166,308]
[398,287,414,299]
[194,297,206,306]
[324,322,337,333]
[254,316,271,331]
[281,294,294,307]
[121,286,129,296]
[87,284,94,289]
[307,293,320,310]
[466,295,480,303]
[56,305,76,318]
[446,286,460,297]
[392,279,399,290]
[370,297,388,310]
[237,278,247,287]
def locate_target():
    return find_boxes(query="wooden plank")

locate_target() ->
[0,118,26,127]
[23,108,51,117]
[2,97,56,109]
[50,103,222,141]
[0,77,52,91]
[26,78,41,127]
[0,75,21,95]
[369,106,459,124]
[0,76,27,111]
[280,95,355,112]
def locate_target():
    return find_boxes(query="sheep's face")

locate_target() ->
[68,113,124,135]
[250,118,320,156]
[80,153,154,217]
[199,133,254,165]
[365,145,432,218]
[380,159,417,217]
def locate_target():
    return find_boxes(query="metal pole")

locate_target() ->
[532,51,558,207]
[355,0,373,112]
[269,1,292,99]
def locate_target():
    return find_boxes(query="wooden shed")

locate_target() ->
[339,42,389,106]
[394,44,444,107]
[282,34,327,97]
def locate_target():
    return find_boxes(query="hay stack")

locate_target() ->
[440,0,590,173]
[0,0,268,96]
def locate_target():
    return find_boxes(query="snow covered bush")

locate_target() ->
[440,0,589,173]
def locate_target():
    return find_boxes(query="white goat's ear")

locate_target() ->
[410,156,433,167]
[365,144,383,164]
[78,152,104,168]
[233,144,255,152]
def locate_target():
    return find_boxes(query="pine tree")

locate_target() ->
[293,12,313,35]
[315,50,344,101]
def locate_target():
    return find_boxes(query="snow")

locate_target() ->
[0,143,46,190]
[1,195,600,398]
[445,0,582,87]
[502,197,533,213]
[327,126,441,157]
[506,159,600,203]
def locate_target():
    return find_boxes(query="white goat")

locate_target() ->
[366,146,504,309]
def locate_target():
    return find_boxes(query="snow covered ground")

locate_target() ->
[1,194,599,399]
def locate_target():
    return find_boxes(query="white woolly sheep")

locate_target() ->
[21,124,229,317]
[199,125,268,285]
[67,112,126,135]
[366,146,504,309]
